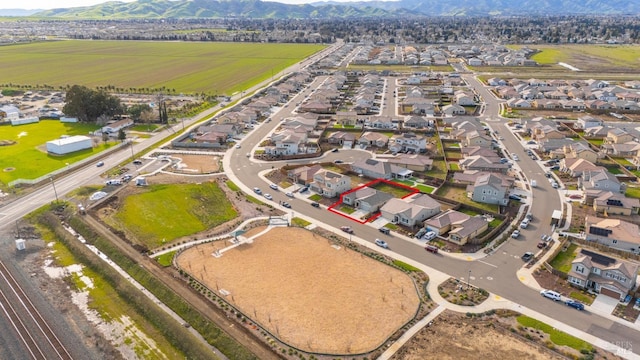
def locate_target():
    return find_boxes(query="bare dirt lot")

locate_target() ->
[176,226,420,355]
[392,310,621,360]
[168,154,221,174]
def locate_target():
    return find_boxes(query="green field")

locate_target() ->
[113,182,237,249]
[513,44,640,72]
[0,121,106,185]
[0,40,325,95]
[517,315,593,352]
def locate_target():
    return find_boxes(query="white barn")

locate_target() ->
[46,135,93,155]
[11,117,39,126]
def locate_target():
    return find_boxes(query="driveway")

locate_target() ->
[590,293,619,315]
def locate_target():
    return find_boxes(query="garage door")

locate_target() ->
[600,287,622,300]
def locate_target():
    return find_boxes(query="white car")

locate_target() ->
[512,154,519,161]
[423,231,437,241]
[235,144,241,149]
[285,192,294,198]
[540,289,561,301]
[264,193,273,200]
[253,187,262,194]
[269,184,278,190]
[511,230,520,238]
[374,239,389,249]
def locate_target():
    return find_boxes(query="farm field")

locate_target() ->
[176,226,420,355]
[512,44,640,73]
[0,120,103,185]
[0,40,325,94]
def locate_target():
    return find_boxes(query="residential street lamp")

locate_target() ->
[50,175,59,203]
[468,269,471,290]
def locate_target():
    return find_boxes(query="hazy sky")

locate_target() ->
[0,0,363,10]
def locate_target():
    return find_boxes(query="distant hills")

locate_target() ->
[26,0,640,19]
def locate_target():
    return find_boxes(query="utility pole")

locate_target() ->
[50,175,59,203]
[467,269,471,290]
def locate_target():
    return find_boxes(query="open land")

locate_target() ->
[0,41,325,94]
[0,120,104,184]
[176,226,421,355]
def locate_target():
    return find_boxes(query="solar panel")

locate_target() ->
[589,226,612,237]
[606,199,623,207]
[581,249,615,266]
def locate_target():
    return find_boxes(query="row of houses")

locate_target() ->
[493,77,640,111]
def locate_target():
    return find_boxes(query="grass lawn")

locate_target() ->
[392,179,414,186]
[0,40,325,95]
[517,315,593,352]
[157,251,177,267]
[549,243,578,273]
[436,185,499,213]
[130,124,159,132]
[449,163,460,170]
[371,182,415,198]
[0,121,107,185]
[426,160,448,180]
[627,186,640,199]
[607,167,623,175]
[587,138,604,147]
[309,194,322,201]
[416,184,435,194]
[114,182,237,248]
[392,260,421,272]
[291,217,311,227]
[245,194,265,205]
[340,205,356,214]
[225,180,240,192]
[569,291,595,305]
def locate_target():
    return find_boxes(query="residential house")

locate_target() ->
[448,216,489,245]
[358,132,389,148]
[309,170,351,198]
[442,104,466,116]
[404,116,431,130]
[453,170,514,186]
[601,141,640,157]
[576,115,604,130]
[378,153,434,172]
[287,164,322,185]
[532,125,565,141]
[367,116,400,129]
[335,111,359,126]
[462,130,493,148]
[580,168,623,194]
[568,249,638,300]
[351,158,412,180]
[102,118,134,134]
[380,193,441,228]
[585,216,640,254]
[590,191,640,216]
[267,129,307,155]
[424,209,470,235]
[606,128,634,145]
[563,142,598,163]
[560,158,604,178]
[584,126,610,138]
[454,91,476,106]
[327,131,356,148]
[389,132,428,153]
[459,155,509,174]
[342,187,394,213]
[467,173,510,205]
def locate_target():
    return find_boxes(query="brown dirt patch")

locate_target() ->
[176,226,420,355]
[168,154,221,174]
[392,310,621,360]
[437,277,489,306]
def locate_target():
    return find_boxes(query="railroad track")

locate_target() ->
[0,260,73,360]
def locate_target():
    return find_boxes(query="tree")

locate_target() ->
[117,129,126,142]
[63,85,124,123]
[127,104,152,122]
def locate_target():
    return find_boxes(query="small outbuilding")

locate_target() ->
[46,135,93,155]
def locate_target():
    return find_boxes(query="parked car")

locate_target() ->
[526,140,537,145]
[565,299,585,310]
[235,144,241,149]
[569,194,582,199]
[545,172,552,178]
[374,239,389,249]
[526,213,533,221]
[552,181,559,189]
[512,154,519,161]
[253,187,262,194]
[508,194,522,201]
[132,159,143,165]
[511,230,520,238]
[521,252,534,261]
[269,184,278,190]
[520,219,530,229]
[540,289,562,301]
[425,245,439,253]
[282,202,291,208]
[423,231,437,241]
[285,192,294,198]
[264,193,273,200]
[331,148,339,153]
[340,226,354,234]
[378,227,390,235]
[333,160,344,164]
[96,161,105,167]
[310,202,320,208]
[537,241,547,249]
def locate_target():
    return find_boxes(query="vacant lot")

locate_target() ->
[169,154,221,174]
[176,226,420,355]
[0,41,325,94]
[99,181,237,249]
[0,120,103,184]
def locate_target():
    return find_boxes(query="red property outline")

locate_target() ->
[327,178,420,224]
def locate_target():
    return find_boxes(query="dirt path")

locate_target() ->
[81,215,279,360]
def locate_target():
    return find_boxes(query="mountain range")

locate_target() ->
[26,0,640,19]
